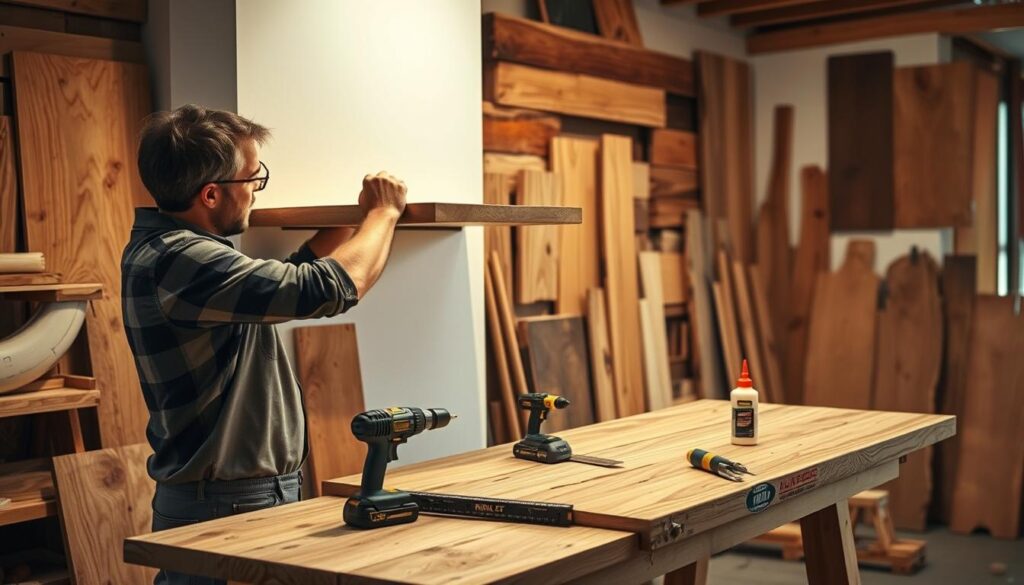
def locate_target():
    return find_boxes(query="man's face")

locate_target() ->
[214,138,262,236]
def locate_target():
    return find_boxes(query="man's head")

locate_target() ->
[138,105,270,236]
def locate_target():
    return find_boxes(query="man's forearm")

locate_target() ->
[328,209,401,298]
[306,227,356,259]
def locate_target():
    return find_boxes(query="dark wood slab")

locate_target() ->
[249,203,582,228]
[518,315,596,432]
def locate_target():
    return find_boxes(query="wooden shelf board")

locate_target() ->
[249,203,583,229]
[0,458,57,527]
[0,273,61,287]
[0,387,101,418]
[0,283,102,301]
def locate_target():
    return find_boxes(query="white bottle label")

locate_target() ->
[733,400,755,438]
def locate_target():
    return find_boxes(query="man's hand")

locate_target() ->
[359,171,407,217]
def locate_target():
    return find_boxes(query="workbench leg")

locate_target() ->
[663,556,708,585]
[800,500,861,585]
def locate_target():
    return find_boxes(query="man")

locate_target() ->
[122,104,406,585]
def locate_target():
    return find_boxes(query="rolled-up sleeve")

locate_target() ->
[154,237,358,327]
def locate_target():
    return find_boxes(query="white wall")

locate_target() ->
[751,35,953,273]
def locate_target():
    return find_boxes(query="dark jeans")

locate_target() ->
[151,471,302,585]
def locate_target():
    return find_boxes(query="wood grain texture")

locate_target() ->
[0,457,56,527]
[650,166,698,199]
[592,0,643,46]
[0,387,100,417]
[0,25,144,76]
[0,118,15,255]
[491,251,531,432]
[872,252,942,531]
[933,255,975,523]
[696,52,754,262]
[729,260,771,402]
[483,173,516,293]
[601,135,646,416]
[250,202,582,229]
[325,400,954,551]
[659,252,687,305]
[971,69,999,293]
[552,136,600,315]
[749,266,786,405]
[0,282,102,301]
[638,252,673,410]
[483,101,561,157]
[294,324,367,497]
[483,12,694,96]
[949,295,1024,539]
[712,281,741,389]
[52,443,155,585]
[828,52,894,231]
[519,315,595,431]
[755,105,793,359]
[804,240,879,410]
[893,61,974,228]
[0,272,60,286]
[587,288,618,422]
[483,152,547,176]
[800,501,860,585]
[516,170,562,303]
[126,495,637,585]
[715,250,744,385]
[14,51,151,447]
[487,61,666,128]
[784,166,830,406]
[486,267,523,440]
[685,210,723,399]
[4,0,145,21]
[649,129,697,170]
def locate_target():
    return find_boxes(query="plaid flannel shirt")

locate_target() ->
[121,208,358,483]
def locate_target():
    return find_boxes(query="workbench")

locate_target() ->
[124,400,953,584]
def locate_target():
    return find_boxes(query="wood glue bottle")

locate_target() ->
[731,359,758,445]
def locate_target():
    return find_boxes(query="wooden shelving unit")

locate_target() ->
[0,385,100,419]
[0,282,103,302]
[0,458,57,527]
[249,202,583,229]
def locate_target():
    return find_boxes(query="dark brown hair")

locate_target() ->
[137,104,270,211]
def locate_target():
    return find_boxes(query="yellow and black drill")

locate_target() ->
[512,393,621,467]
[343,407,453,529]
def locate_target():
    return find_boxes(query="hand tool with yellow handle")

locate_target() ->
[344,407,453,529]
[513,393,623,468]
[686,448,756,482]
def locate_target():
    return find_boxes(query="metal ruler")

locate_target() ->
[408,491,573,527]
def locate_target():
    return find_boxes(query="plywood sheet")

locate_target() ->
[755,105,792,357]
[294,324,367,497]
[552,136,600,315]
[601,134,646,416]
[696,52,754,262]
[14,51,151,447]
[827,52,894,231]
[483,101,561,157]
[587,288,618,422]
[949,296,1024,539]
[488,61,666,128]
[519,315,595,431]
[52,443,155,585]
[784,166,830,406]
[516,170,562,303]
[638,252,673,410]
[872,252,942,530]
[804,240,879,410]
[893,61,974,228]
[649,129,697,170]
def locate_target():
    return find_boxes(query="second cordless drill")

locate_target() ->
[512,393,573,464]
[343,407,453,529]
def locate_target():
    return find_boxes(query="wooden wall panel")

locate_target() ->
[518,315,595,431]
[294,324,367,496]
[827,52,894,231]
[483,101,561,157]
[14,51,151,446]
[552,137,600,315]
[516,170,562,303]
[0,25,144,76]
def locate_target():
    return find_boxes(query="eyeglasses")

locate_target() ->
[211,161,269,192]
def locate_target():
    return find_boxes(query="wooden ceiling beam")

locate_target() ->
[748,3,1024,54]
[698,0,816,18]
[732,0,948,28]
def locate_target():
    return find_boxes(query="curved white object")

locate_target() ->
[0,301,87,393]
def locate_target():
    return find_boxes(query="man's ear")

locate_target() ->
[196,184,220,209]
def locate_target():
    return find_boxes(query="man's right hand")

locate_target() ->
[359,171,407,217]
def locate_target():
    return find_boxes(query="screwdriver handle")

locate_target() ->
[686,448,729,474]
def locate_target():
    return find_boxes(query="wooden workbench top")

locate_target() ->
[324,400,954,549]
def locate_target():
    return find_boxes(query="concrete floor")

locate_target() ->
[708,527,1023,584]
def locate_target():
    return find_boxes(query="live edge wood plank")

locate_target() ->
[248,203,582,229]
[483,12,694,96]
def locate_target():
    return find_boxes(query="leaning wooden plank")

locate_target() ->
[755,105,793,355]
[827,52,894,231]
[490,251,531,429]
[518,315,595,431]
[650,166,698,199]
[486,61,666,128]
[711,282,741,389]
[971,70,999,293]
[696,52,754,262]
[873,251,942,531]
[587,288,618,421]
[483,101,561,157]
[0,26,144,76]
[601,135,646,416]
[638,252,673,410]
[659,252,687,305]
[249,202,582,229]
[784,166,830,406]
[485,268,523,440]
[5,0,145,22]
[592,0,643,46]
[14,51,151,446]
[552,136,600,315]
[893,61,974,228]
[52,444,155,585]
[638,299,663,411]
[933,256,975,524]
[804,240,879,410]
[483,173,516,294]
[0,118,16,256]
[685,210,724,399]
[649,129,697,170]
[294,324,367,497]
[516,170,562,303]
[729,260,771,402]
[748,266,786,405]
[483,152,547,176]
[483,12,694,96]
[715,250,744,385]
[950,295,1024,539]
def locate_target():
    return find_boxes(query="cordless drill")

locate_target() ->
[343,407,453,529]
[512,393,573,464]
